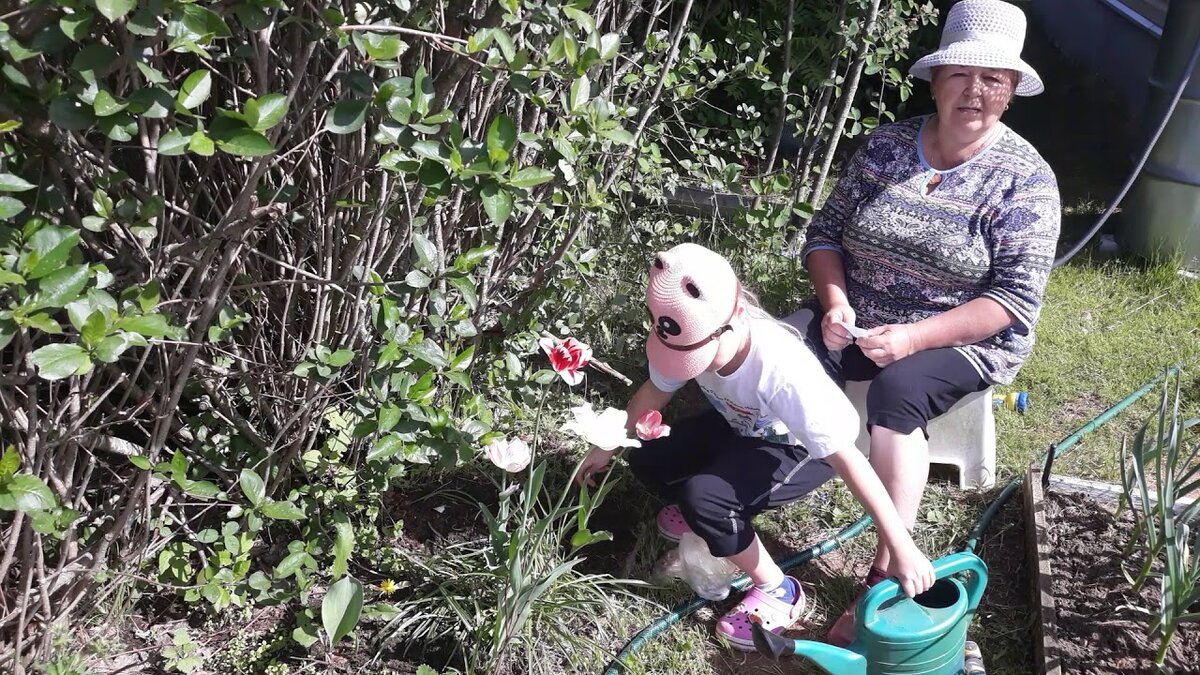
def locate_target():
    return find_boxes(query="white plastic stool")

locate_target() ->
[843,380,996,489]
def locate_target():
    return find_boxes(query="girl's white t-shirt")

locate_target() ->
[648,318,860,459]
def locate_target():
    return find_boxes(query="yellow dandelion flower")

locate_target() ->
[379,579,397,594]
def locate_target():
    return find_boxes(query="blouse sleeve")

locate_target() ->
[800,138,876,262]
[982,171,1062,335]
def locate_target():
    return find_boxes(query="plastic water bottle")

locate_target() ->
[992,391,1030,413]
[675,532,738,600]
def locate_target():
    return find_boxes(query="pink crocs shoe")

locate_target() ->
[715,577,807,651]
[656,505,692,542]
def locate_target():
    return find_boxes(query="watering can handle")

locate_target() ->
[858,552,989,627]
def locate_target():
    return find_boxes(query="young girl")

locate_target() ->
[575,242,934,650]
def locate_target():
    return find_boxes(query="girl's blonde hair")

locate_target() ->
[737,287,804,341]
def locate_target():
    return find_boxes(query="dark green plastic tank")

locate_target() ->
[1123,0,1200,269]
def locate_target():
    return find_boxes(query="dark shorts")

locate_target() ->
[782,300,989,437]
[624,411,836,557]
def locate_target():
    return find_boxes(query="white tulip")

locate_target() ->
[483,437,532,473]
[561,403,641,452]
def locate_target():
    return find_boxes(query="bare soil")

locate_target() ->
[1046,489,1200,674]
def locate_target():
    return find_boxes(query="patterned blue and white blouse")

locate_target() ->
[801,115,1061,385]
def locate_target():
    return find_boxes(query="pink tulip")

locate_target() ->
[635,409,670,441]
[538,336,592,386]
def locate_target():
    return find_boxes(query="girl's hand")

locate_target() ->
[887,541,935,598]
[574,446,616,488]
[821,304,857,351]
[857,324,920,366]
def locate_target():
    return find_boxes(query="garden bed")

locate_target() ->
[1025,467,1200,674]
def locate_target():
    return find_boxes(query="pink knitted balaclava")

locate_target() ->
[645,243,740,381]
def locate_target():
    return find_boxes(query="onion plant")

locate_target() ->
[1118,373,1200,671]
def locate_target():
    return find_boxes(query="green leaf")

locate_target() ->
[128,455,151,470]
[493,31,516,62]
[100,113,135,142]
[158,129,190,156]
[30,343,92,380]
[183,480,219,499]
[214,126,275,157]
[0,319,15,350]
[60,12,95,41]
[115,314,175,338]
[599,125,635,145]
[0,474,56,512]
[96,0,135,22]
[292,611,320,647]
[405,270,431,288]
[416,666,438,675]
[188,131,215,156]
[486,115,516,164]
[81,311,107,345]
[599,33,621,61]
[262,500,304,520]
[181,4,232,38]
[0,197,24,220]
[0,270,24,285]
[453,245,496,272]
[0,447,19,481]
[93,90,127,117]
[413,233,439,272]
[367,435,404,463]
[29,265,90,310]
[386,95,412,125]
[274,551,312,579]
[246,94,288,131]
[326,100,370,134]
[92,189,113,218]
[94,332,146,363]
[248,570,272,592]
[48,95,95,130]
[0,173,35,192]
[71,44,118,75]
[562,6,596,34]
[480,182,513,225]
[569,73,590,113]
[362,33,406,60]
[128,86,174,119]
[235,4,270,30]
[25,227,81,280]
[409,339,447,368]
[177,71,212,110]
[239,469,266,508]
[22,313,62,334]
[411,140,443,162]
[136,60,168,83]
[331,512,354,579]
[321,576,364,645]
[509,167,554,188]
[325,349,354,367]
[378,405,401,432]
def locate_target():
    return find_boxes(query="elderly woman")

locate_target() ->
[788,0,1061,645]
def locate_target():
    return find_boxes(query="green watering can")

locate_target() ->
[752,552,988,675]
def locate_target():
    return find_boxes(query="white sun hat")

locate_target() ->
[910,0,1044,97]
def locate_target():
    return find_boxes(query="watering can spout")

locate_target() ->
[790,641,867,675]
[750,623,866,675]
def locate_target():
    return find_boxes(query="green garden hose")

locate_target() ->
[603,366,1180,674]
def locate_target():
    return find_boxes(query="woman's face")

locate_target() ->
[931,65,1017,138]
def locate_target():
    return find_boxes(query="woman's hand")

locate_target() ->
[574,446,616,488]
[887,540,935,598]
[821,303,857,351]
[857,324,921,366]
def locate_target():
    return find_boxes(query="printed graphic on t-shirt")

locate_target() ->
[700,385,782,440]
